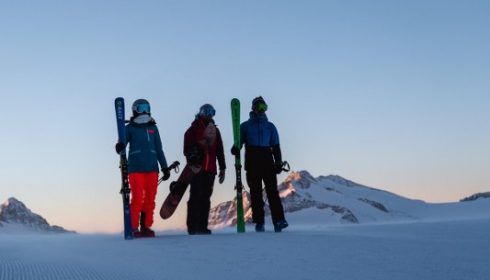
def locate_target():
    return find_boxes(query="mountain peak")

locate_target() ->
[460,192,490,202]
[318,175,365,188]
[208,169,429,228]
[2,197,27,211]
[0,197,74,233]
[283,172,367,191]
[283,171,317,190]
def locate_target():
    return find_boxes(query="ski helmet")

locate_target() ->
[197,104,216,118]
[252,96,268,113]
[132,99,151,115]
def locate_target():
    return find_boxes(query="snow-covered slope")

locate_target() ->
[209,171,490,228]
[1,175,489,280]
[1,219,490,280]
[0,197,74,234]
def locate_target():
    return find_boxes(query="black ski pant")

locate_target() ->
[187,171,215,233]
[246,168,285,225]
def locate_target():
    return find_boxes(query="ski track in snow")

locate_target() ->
[1,218,490,280]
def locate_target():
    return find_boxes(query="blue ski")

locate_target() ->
[115,97,133,240]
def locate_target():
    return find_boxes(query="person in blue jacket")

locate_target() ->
[231,96,288,232]
[116,99,171,237]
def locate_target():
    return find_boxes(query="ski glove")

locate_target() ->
[230,146,240,156]
[161,167,171,181]
[115,142,125,154]
[218,169,225,184]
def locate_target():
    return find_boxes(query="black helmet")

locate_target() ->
[197,104,216,118]
[132,99,151,115]
[252,96,268,113]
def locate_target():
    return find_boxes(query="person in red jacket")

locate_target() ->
[184,104,226,235]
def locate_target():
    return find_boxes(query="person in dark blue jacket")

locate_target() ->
[231,96,288,232]
[116,99,171,237]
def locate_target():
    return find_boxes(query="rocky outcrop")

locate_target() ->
[0,197,75,233]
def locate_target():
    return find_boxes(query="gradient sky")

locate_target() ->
[1,1,489,233]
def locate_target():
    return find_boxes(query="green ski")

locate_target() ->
[231,98,245,233]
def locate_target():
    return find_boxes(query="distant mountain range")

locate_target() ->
[0,197,75,233]
[3,171,488,233]
[209,171,490,228]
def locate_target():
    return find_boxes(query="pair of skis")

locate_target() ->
[114,97,246,239]
[114,97,133,240]
[231,98,246,233]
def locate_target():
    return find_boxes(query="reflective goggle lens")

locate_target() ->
[200,107,215,118]
[134,103,150,113]
[256,102,268,112]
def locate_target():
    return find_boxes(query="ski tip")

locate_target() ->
[115,97,125,106]
[231,98,240,105]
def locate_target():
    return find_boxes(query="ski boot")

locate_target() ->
[255,223,265,232]
[138,212,155,237]
[140,227,156,238]
[132,229,143,238]
[188,228,212,235]
[274,220,289,232]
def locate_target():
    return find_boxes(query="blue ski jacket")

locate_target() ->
[124,118,168,173]
[241,112,280,147]
[240,112,281,171]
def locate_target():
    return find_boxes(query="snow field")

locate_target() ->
[1,218,489,280]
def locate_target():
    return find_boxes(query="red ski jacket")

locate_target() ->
[183,118,225,174]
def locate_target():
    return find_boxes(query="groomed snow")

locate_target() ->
[1,218,489,280]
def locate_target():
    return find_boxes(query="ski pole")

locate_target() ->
[158,161,180,185]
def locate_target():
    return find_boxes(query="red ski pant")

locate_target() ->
[128,172,159,230]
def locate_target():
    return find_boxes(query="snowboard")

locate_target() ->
[231,98,245,233]
[159,163,201,219]
[114,97,133,240]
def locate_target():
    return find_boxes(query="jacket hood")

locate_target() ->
[192,117,215,127]
[249,111,268,121]
[129,114,156,126]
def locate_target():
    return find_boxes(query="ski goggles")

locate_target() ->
[199,106,216,118]
[133,103,151,113]
[254,101,268,112]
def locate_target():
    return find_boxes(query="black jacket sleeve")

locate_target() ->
[272,144,282,165]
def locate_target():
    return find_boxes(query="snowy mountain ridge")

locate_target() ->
[0,197,75,233]
[460,192,490,202]
[209,170,490,228]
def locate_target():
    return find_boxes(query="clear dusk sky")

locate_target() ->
[1,1,489,233]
